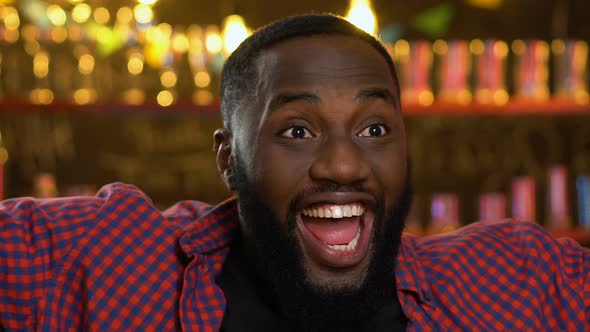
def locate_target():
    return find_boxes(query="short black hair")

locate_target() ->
[220,13,400,133]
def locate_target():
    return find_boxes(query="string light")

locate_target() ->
[72,4,92,24]
[222,15,249,54]
[346,0,377,35]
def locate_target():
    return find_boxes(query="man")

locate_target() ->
[0,14,588,331]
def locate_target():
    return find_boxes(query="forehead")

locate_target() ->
[255,35,396,94]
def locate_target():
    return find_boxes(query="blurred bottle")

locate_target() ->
[512,40,550,102]
[393,40,434,106]
[472,39,509,106]
[429,193,459,234]
[552,40,588,105]
[33,172,59,198]
[479,192,507,222]
[435,40,472,105]
[546,166,571,230]
[512,176,536,222]
[577,176,590,229]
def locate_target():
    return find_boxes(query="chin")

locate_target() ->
[301,245,373,292]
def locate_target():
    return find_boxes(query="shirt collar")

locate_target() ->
[179,196,240,257]
[396,234,433,304]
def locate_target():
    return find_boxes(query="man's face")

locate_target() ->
[229,35,408,291]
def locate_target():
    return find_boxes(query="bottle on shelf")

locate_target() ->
[428,193,459,234]
[546,166,571,230]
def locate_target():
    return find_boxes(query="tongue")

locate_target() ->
[302,216,361,245]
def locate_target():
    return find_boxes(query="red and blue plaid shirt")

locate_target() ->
[1,183,589,331]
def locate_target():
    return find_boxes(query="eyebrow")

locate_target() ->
[267,87,396,113]
[355,88,396,106]
[268,92,321,113]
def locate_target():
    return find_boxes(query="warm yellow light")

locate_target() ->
[33,52,49,78]
[47,4,67,26]
[433,40,448,55]
[457,89,472,104]
[537,41,549,59]
[222,15,249,54]
[30,88,54,105]
[94,7,110,24]
[467,0,503,10]
[188,25,204,53]
[194,71,211,88]
[117,7,133,24]
[50,26,67,43]
[346,0,378,35]
[72,3,92,23]
[3,28,18,43]
[418,90,434,106]
[68,24,83,42]
[68,0,84,4]
[0,148,8,164]
[3,7,19,30]
[138,0,158,5]
[493,41,508,58]
[511,40,525,56]
[493,89,509,105]
[469,39,484,55]
[24,41,40,55]
[157,90,174,107]
[160,69,177,88]
[134,4,153,24]
[127,52,144,75]
[123,88,145,105]
[172,33,190,53]
[575,90,589,105]
[193,90,214,105]
[21,25,39,41]
[394,39,410,58]
[74,88,97,104]
[79,54,95,75]
[205,25,222,54]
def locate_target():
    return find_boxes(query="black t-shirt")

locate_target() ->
[217,240,407,331]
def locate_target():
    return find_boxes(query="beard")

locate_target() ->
[231,158,412,331]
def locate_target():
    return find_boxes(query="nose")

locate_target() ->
[309,135,370,186]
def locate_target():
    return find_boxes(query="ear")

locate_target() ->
[214,128,235,191]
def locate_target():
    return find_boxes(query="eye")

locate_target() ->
[280,126,314,139]
[358,124,387,137]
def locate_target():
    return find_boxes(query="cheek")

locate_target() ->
[253,144,315,220]
[366,147,407,208]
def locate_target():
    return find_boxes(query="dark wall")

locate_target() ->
[2,109,590,226]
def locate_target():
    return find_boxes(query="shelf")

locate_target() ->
[403,100,590,116]
[0,99,589,115]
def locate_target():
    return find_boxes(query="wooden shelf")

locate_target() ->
[0,99,588,115]
[403,100,590,116]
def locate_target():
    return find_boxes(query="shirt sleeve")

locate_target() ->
[517,222,590,330]
[0,195,100,330]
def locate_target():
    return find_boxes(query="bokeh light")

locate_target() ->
[346,0,377,35]
[47,4,67,26]
[134,4,153,24]
[93,7,110,25]
[222,15,249,54]
[72,3,92,24]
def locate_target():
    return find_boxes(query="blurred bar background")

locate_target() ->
[1,0,590,243]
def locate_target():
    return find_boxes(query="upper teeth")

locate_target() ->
[301,203,365,219]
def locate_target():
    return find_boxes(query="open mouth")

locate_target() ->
[296,201,374,268]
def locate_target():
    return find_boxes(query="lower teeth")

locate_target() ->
[327,226,361,251]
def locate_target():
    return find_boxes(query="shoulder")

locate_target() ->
[1,182,215,233]
[413,219,562,256]
[410,220,588,284]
